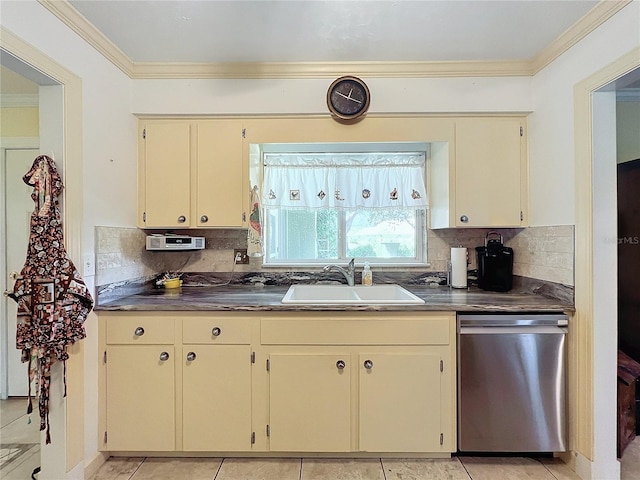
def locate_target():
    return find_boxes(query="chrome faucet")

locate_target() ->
[323,258,356,286]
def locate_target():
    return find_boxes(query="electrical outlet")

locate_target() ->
[234,249,249,264]
[83,254,95,277]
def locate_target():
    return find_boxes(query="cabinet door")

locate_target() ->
[106,345,175,451]
[182,345,252,451]
[269,353,351,452]
[195,121,246,227]
[359,353,442,452]
[141,122,191,227]
[455,118,524,227]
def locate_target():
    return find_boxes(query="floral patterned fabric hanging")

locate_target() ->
[8,155,93,444]
[247,184,263,256]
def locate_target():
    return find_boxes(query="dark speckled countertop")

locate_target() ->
[95,283,574,313]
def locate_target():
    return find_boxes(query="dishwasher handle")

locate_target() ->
[459,326,568,335]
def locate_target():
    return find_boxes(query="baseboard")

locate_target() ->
[84,451,109,479]
[570,450,620,480]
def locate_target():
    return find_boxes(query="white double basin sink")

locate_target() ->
[281,284,425,305]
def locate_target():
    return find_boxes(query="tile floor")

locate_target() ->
[2,398,640,479]
[0,397,41,479]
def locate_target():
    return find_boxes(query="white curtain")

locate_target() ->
[261,152,427,209]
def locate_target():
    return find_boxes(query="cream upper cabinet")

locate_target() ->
[138,119,247,229]
[139,122,191,228]
[430,117,528,229]
[195,121,247,228]
[268,353,351,452]
[359,352,443,452]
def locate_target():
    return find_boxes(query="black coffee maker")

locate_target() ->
[475,232,514,292]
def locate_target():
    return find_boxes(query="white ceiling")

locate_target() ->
[68,0,600,64]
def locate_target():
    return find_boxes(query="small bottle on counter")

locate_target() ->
[362,262,373,286]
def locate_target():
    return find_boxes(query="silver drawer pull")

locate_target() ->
[200,215,208,223]
[186,352,197,361]
[212,327,221,336]
[178,215,186,223]
[336,360,346,370]
[134,327,145,336]
[364,359,374,370]
[159,352,170,361]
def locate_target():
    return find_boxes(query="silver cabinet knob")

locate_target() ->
[212,327,221,336]
[200,215,208,223]
[364,359,374,370]
[460,215,469,223]
[186,352,197,361]
[159,352,170,361]
[178,215,186,223]
[336,360,346,370]
[134,327,145,336]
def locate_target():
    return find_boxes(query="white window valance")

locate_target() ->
[261,152,428,209]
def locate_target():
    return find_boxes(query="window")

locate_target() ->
[260,144,428,267]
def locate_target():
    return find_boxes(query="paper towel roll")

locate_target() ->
[450,247,468,288]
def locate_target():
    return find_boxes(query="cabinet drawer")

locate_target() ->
[183,317,252,344]
[106,315,176,345]
[262,316,451,345]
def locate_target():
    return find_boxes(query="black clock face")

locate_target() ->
[327,76,370,120]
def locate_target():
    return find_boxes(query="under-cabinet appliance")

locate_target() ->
[457,313,568,452]
[475,232,513,292]
[146,234,205,251]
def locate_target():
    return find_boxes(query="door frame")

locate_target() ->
[1,26,85,476]
[571,47,640,479]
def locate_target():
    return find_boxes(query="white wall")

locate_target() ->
[530,1,640,227]
[1,0,137,474]
[132,76,533,115]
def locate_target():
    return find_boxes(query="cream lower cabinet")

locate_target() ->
[263,313,456,453]
[182,345,252,451]
[181,316,254,451]
[269,353,352,452]
[359,353,442,452]
[104,315,177,451]
[100,311,455,454]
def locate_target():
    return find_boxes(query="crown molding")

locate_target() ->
[39,0,626,80]
[38,0,134,77]
[130,60,533,79]
[530,0,632,75]
[0,93,39,107]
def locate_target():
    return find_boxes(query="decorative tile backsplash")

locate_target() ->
[95,224,574,288]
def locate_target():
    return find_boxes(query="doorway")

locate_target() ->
[1,31,85,476]
[3,147,38,396]
[574,55,640,479]
[615,72,640,478]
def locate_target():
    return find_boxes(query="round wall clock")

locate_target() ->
[327,76,370,120]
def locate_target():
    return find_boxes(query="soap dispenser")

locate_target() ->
[362,262,373,286]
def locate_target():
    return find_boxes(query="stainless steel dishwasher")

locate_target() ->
[457,313,568,452]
